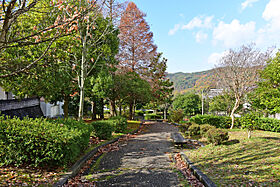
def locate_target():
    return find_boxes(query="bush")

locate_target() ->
[144,113,162,120]
[190,115,231,128]
[178,121,192,134]
[135,110,144,117]
[239,112,260,131]
[91,120,114,140]
[205,128,229,145]
[259,117,280,132]
[238,113,280,134]
[169,109,184,123]
[188,124,201,136]
[0,116,93,167]
[109,116,128,133]
[200,124,216,137]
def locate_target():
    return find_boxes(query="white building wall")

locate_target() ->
[0,87,6,100]
[40,100,64,118]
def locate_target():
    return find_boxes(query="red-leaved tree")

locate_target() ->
[118,2,157,74]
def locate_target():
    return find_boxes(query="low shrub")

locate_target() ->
[109,116,128,133]
[0,116,93,167]
[169,109,184,123]
[200,124,216,137]
[238,113,280,135]
[205,128,229,145]
[91,120,114,140]
[190,115,231,129]
[144,113,162,120]
[259,117,280,132]
[188,124,201,136]
[135,110,144,117]
[239,112,260,138]
[178,121,192,134]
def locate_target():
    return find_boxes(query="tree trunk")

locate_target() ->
[110,100,116,117]
[230,98,240,129]
[91,101,96,120]
[248,129,252,139]
[129,102,133,120]
[100,98,104,119]
[78,36,87,121]
[119,103,122,116]
[164,103,167,120]
[63,95,69,119]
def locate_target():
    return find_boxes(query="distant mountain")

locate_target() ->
[167,69,216,94]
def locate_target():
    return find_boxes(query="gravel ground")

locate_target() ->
[83,122,182,187]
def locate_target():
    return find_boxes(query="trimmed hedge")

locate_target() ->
[239,114,280,133]
[144,113,162,120]
[91,120,114,140]
[190,115,231,129]
[258,117,280,132]
[0,116,93,167]
[109,116,128,133]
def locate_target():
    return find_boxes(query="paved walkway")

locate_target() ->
[83,122,182,186]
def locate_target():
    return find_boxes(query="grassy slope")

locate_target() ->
[184,129,280,186]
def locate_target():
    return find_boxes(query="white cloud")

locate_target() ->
[257,0,280,46]
[182,15,214,30]
[208,51,229,64]
[168,24,181,36]
[241,0,259,10]
[195,31,208,43]
[213,19,256,48]
[262,0,280,21]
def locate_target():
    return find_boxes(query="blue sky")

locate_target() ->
[132,0,280,73]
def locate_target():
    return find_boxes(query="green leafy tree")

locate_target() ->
[148,53,174,119]
[173,92,201,117]
[209,92,242,116]
[251,52,280,115]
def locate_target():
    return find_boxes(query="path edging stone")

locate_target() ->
[53,122,142,187]
[180,152,216,187]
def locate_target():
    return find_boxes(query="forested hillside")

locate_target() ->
[167,69,216,94]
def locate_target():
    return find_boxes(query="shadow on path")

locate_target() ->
[83,122,182,186]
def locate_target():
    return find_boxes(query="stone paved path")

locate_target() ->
[83,122,182,186]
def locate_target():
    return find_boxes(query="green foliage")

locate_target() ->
[188,124,201,136]
[173,92,201,116]
[209,93,238,115]
[200,124,216,137]
[239,114,280,133]
[144,113,162,120]
[250,52,280,114]
[178,122,192,134]
[169,109,184,123]
[239,112,260,131]
[0,116,92,167]
[91,120,114,140]
[190,114,231,129]
[109,116,128,133]
[135,110,144,117]
[205,128,229,145]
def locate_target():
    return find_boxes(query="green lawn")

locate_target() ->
[184,129,280,186]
